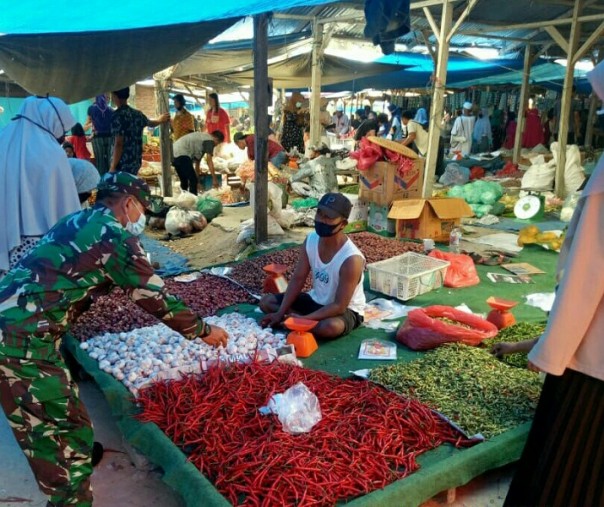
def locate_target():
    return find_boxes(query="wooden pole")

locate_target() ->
[253,14,270,244]
[310,20,324,146]
[555,0,583,198]
[513,44,532,165]
[422,2,453,198]
[154,79,173,197]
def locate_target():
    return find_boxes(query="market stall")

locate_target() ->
[64,226,559,506]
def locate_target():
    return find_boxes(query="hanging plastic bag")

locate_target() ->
[259,382,322,434]
[428,250,480,288]
[396,305,498,350]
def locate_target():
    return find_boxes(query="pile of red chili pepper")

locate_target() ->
[137,362,472,506]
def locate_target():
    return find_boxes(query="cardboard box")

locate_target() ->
[359,159,425,206]
[388,198,473,242]
[368,202,396,237]
[343,194,368,234]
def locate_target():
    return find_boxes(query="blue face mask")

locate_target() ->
[314,220,342,238]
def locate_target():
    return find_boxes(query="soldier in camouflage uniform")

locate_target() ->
[0,172,228,506]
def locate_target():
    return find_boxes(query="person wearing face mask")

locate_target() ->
[260,193,366,339]
[0,95,81,282]
[0,171,228,507]
[171,94,195,142]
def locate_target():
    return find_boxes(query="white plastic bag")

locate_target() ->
[248,182,283,218]
[550,142,585,197]
[259,382,322,434]
[560,192,581,222]
[165,207,207,235]
[175,190,198,210]
[236,217,284,244]
[521,156,555,192]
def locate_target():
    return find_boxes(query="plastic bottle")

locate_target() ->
[449,227,461,254]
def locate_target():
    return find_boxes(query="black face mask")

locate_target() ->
[314,220,342,237]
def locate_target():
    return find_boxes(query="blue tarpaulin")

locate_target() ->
[0,1,338,34]
[0,1,338,102]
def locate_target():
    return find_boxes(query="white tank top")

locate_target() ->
[306,232,366,315]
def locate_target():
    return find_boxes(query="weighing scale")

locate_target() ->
[514,190,545,221]
[486,297,518,329]
[262,264,289,294]
[283,317,318,358]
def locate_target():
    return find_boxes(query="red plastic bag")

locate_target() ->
[470,166,485,180]
[349,138,383,171]
[396,305,498,350]
[428,250,480,288]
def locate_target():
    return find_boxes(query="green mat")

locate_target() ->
[66,243,557,507]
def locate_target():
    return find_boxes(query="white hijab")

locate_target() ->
[0,96,81,270]
[69,158,100,194]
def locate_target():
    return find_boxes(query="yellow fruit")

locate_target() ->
[524,225,540,237]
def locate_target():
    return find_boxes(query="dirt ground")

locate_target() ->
[147,205,311,269]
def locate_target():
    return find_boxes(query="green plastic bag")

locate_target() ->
[196,196,223,222]
[291,197,319,211]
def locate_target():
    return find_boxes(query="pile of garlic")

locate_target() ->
[80,313,286,393]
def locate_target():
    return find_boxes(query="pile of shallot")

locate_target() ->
[80,313,285,394]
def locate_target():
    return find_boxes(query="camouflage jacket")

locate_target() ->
[0,205,207,360]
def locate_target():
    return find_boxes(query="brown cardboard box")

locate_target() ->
[358,159,424,206]
[388,198,474,242]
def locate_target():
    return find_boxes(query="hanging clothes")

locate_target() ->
[522,108,544,148]
[472,108,492,153]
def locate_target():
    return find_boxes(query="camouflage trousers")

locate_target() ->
[0,354,93,507]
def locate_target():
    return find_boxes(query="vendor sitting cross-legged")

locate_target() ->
[260,193,366,339]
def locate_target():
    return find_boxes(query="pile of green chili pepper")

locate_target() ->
[370,343,543,438]
[482,322,546,368]
[339,184,360,195]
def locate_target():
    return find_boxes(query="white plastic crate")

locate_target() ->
[367,252,450,301]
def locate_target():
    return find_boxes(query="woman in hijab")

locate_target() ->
[0,96,81,279]
[68,158,101,206]
[388,103,403,140]
[503,60,604,507]
[414,107,429,129]
[84,94,113,175]
[472,107,492,153]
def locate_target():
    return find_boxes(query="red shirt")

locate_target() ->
[245,135,284,161]
[205,107,231,143]
[67,135,91,161]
